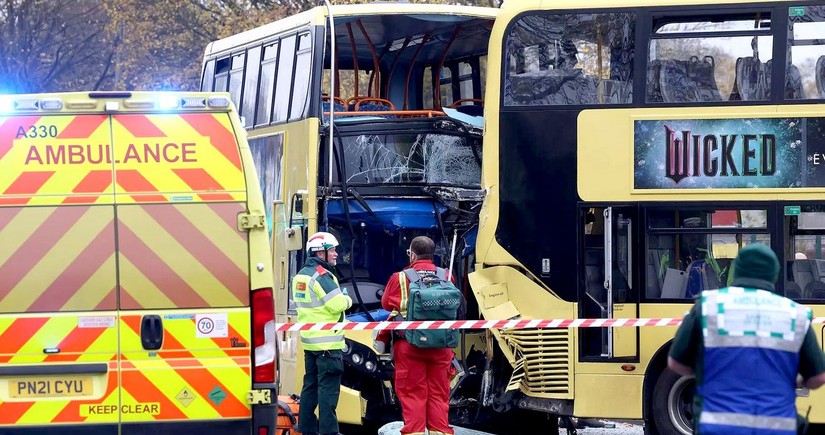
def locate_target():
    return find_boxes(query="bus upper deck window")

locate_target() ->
[647,12,773,103]
[504,12,635,107]
[787,5,825,100]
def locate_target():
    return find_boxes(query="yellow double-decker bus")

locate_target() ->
[201,3,497,431]
[474,1,825,434]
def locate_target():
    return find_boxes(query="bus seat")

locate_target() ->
[646,59,664,102]
[322,101,346,122]
[785,281,803,299]
[598,80,632,104]
[791,260,818,293]
[732,57,768,101]
[804,280,825,299]
[355,97,395,111]
[690,56,722,102]
[767,60,806,99]
[660,57,721,103]
[817,55,825,98]
[322,101,346,113]
[786,64,805,99]
[659,59,692,102]
[355,97,396,118]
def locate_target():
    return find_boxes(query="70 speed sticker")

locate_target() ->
[196,313,228,338]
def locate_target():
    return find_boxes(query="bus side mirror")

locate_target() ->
[285,225,304,251]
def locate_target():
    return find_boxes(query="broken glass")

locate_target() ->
[340,133,481,187]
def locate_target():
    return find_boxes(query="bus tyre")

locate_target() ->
[651,369,695,435]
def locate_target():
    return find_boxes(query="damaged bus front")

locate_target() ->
[201,3,496,431]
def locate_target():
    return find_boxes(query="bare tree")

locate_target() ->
[0,0,501,93]
[272,0,502,14]
[103,0,287,91]
[0,0,116,93]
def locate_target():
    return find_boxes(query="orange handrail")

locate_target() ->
[322,95,347,108]
[357,19,381,97]
[434,26,462,111]
[385,37,411,99]
[324,110,445,118]
[403,33,430,110]
[346,23,359,98]
[354,98,395,111]
[450,98,483,108]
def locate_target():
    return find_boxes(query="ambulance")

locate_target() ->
[0,92,277,435]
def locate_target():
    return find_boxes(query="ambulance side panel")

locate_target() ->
[109,113,253,434]
[0,114,119,434]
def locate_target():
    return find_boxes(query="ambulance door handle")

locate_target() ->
[140,315,164,350]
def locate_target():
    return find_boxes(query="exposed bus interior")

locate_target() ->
[324,119,483,317]
[322,12,492,119]
[315,11,493,429]
[315,11,492,319]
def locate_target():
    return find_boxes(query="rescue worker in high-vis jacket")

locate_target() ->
[668,244,825,434]
[294,231,352,435]
[381,236,455,435]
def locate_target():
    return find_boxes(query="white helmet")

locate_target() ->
[306,231,339,253]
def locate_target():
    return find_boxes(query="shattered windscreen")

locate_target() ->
[339,133,481,187]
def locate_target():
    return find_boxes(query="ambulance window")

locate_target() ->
[242,45,262,127]
[214,57,230,92]
[257,41,279,127]
[202,59,215,92]
[273,34,297,124]
[289,31,312,122]
[228,53,245,111]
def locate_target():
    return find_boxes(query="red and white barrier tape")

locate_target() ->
[275,317,825,332]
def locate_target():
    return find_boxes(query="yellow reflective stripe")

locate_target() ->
[399,271,408,315]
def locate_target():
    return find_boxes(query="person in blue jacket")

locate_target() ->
[668,244,825,434]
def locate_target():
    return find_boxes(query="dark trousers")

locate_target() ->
[297,349,343,435]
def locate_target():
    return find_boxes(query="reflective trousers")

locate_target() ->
[394,339,455,435]
[297,349,343,435]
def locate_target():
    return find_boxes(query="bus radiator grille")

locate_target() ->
[500,328,571,398]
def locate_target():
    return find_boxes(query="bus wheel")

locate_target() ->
[651,369,694,435]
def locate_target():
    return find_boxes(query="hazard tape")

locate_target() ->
[275,317,825,332]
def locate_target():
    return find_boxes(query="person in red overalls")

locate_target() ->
[381,236,455,435]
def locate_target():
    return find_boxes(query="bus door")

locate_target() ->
[604,207,638,359]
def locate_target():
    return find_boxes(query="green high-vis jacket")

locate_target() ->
[293,256,352,351]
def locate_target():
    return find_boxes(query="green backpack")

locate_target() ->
[401,268,463,349]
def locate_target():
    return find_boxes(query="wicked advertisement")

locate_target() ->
[634,117,825,189]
